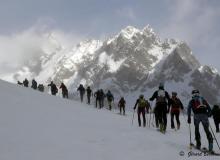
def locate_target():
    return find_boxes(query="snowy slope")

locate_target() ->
[0,80,219,160]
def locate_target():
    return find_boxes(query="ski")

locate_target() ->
[190,143,220,156]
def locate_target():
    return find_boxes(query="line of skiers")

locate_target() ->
[17,79,68,98]
[77,82,220,153]
[17,78,220,152]
[133,83,220,153]
[77,84,116,111]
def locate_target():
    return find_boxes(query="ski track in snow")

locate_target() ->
[0,80,219,160]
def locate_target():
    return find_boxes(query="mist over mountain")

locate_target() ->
[1,25,220,106]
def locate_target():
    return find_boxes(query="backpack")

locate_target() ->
[192,97,207,110]
[139,98,147,108]
[156,89,166,103]
[172,98,181,108]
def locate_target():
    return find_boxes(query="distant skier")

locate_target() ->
[133,95,150,127]
[38,84,44,92]
[17,81,23,85]
[100,89,105,108]
[106,90,114,110]
[59,82,68,99]
[211,104,220,133]
[94,89,102,108]
[48,81,58,96]
[187,89,213,151]
[31,79,37,90]
[86,86,93,104]
[77,84,85,102]
[168,92,184,130]
[118,97,126,115]
[149,83,170,133]
[23,78,29,87]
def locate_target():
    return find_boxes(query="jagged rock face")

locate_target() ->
[5,26,220,105]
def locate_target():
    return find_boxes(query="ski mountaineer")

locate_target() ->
[133,95,150,127]
[106,90,114,110]
[48,81,58,96]
[149,83,170,133]
[168,92,184,130]
[31,79,37,90]
[23,78,29,87]
[211,104,220,133]
[94,90,102,108]
[100,89,105,108]
[59,82,68,99]
[118,97,126,115]
[77,84,85,102]
[187,89,213,151]
[86,86,93,104]
[38,84,44,92]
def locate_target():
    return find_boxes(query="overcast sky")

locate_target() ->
[0,0,220,71]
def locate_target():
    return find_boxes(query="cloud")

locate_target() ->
[115,7,136,21]
[0,24,84,77]
[159,0,220,69]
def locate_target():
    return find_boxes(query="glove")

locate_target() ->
[187,117,191,124]
[133,107,136,110]
[208,112,212,117]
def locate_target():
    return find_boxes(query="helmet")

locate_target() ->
[139,94,144,98]
[192,89,200,97]
[172,92,177,96]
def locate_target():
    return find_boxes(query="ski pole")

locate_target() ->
[145,110,148,127]
[189,123,193,148]
[132,109,135,125]
[182,111,193,148]
[149,108,151,128]
[210,124,220,150]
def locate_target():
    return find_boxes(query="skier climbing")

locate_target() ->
[187,89,213,151]
[106,90,114,110]
[149,83,170,133]
[86,86,93,104]
[23,78,29,87]
[59,82,68,98]
[118,97,126,115]
[38,84,44,92]
[77,84,85,102]
[133,95,150,127]
[31,79,37,90]
[94,89,102,108]
[48,81,58,96]
[211,104,220,133]
[168,92,184,130]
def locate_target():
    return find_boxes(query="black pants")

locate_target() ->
[194,114,213,147]
[154,108,159,128]
[96,98,101,108]
[80,93,84,102]
[137,108,146,127]
[171,112,180,128]
[119,106,125,115]
[214,118,220,132]
[62,91,68,99]
[87,95,91,104]
[157,104,167,130]
[108,100,112,110]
